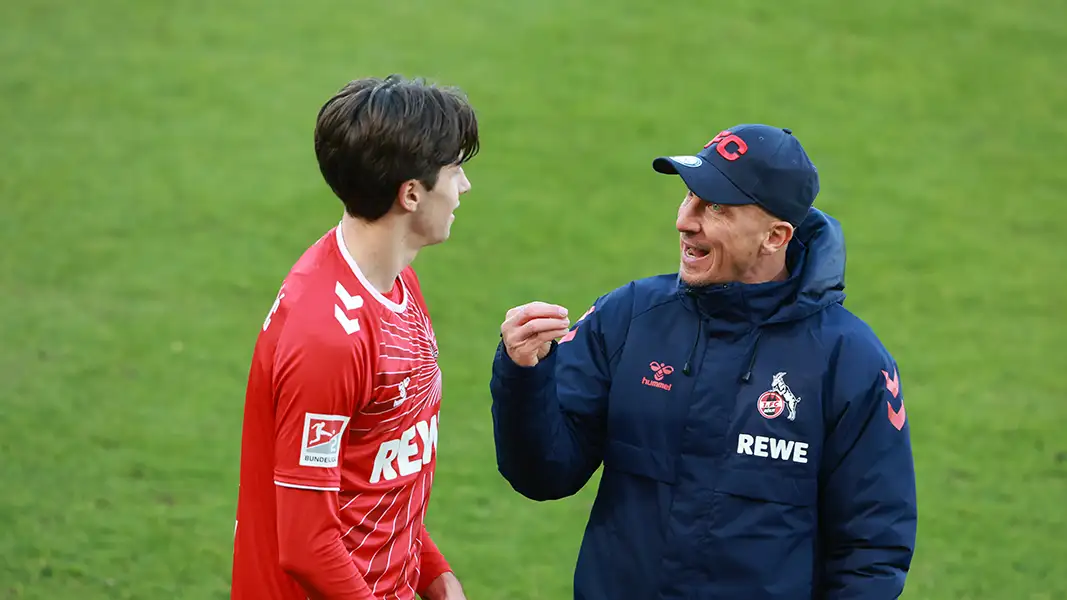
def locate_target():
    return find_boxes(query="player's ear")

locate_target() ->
[396,179,420,213]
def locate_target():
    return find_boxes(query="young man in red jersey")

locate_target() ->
[231,75,479,600]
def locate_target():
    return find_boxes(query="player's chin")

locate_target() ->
[427,225,452,245]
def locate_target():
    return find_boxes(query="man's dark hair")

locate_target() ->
[313,75,480,221]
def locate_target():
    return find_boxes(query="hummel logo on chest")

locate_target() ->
[642,361,674,391]
[394,377,411,408]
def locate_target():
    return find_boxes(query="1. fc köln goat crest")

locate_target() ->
[757,372,802,421]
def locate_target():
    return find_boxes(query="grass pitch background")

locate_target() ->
[2,0,1065,598]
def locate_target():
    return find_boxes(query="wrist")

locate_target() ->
[420,571,461,600]
[417,547,450,592]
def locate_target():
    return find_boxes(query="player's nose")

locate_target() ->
[458,168,472,194]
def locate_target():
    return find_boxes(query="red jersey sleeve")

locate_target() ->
[272,311,370,491]
[417,527,452,592]
[276,486,375,599]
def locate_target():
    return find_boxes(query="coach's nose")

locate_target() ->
[676,192,702,234]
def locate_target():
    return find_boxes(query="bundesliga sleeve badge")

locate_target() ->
[299,413,351,468]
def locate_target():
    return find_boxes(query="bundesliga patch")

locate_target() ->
[299,413,350,468]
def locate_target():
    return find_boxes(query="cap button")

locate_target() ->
[782,128,793,134]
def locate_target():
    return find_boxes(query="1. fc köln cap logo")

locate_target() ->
[299,413,350,468]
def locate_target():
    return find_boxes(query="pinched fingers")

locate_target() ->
[500,301,572,367]
[504,301,569,326]
[512,315,570,343]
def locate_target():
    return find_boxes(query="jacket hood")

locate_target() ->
[677,207,847,330]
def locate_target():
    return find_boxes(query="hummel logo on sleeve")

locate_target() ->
[334,281,364,335]
[882,368,906,430]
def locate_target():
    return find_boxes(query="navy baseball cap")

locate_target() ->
[652,124,819,227]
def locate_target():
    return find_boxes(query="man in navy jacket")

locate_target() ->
[489,124,918,599]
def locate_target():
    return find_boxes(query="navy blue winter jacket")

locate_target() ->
[489,208,917,599]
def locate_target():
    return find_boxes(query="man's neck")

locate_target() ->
[339,213,418,294]
[740,255,790,285]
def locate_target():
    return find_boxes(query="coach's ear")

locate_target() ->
[397,179,421,213]
[761,220,794,256]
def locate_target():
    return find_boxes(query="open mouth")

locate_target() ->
[681,240,710,262]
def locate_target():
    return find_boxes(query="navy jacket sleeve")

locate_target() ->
[819,338,918,599]
[489,292,626,501]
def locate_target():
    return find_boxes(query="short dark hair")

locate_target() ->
[313,75,480,221]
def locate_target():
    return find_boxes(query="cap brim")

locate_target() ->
[652,156,686,174]
[651,155,755,206]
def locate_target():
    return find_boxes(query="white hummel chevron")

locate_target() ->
[334,282,364,310]
[333,282,364,335]
[334,305,361,335]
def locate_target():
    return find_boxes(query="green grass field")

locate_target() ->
[2,0,1066,598]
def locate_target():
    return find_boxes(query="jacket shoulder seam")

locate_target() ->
[605,288,678,364]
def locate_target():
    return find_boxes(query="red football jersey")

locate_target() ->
[232,225,444,599]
